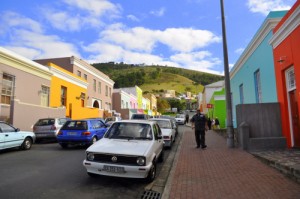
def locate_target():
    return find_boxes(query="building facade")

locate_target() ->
[230,11,286,128]
[35,57,115,118]
[0,47,65,130]
[270,0,300,148]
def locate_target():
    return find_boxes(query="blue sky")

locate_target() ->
[0,0,296,75]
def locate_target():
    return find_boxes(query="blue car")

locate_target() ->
[56,119,108,148]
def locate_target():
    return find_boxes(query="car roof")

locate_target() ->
[113,119,156,125]
[149,118,171,122]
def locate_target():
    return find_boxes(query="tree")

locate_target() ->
[157,98,170,113]
[167,98,186,112]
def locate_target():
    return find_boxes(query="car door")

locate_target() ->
[152,124,163,156]
[91,120,107,139]
[0,122,22,149]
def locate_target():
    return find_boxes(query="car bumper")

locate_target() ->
[35,132,56,139]
[176,120,185,125]
[83,160,152,179]
[57,137,92,145]
[164,140,172,147]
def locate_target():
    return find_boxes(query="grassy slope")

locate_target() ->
[140,72,204,94]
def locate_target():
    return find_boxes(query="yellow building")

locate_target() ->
[47,63,100,119]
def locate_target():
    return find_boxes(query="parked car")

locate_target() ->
[56,118,108,148]
[130,113,150,120]
[175,114,186,125]
[83,120,164,182]
[105,116,122,126]
[159,115,178,137]
[33,117,70,142]
[150,118,176,148]
[0,121,36,151]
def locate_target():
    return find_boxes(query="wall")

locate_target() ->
[12,99,65,131]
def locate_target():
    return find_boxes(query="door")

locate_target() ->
[289,90,300,147]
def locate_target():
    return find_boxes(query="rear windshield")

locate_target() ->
[155,120,171,129]
[61,121,87,130]
[58,118,69,125]
[131,114,147,119]
[35,119,55,126]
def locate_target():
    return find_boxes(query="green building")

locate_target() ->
[207,88,226,129]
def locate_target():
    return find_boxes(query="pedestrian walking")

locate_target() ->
[215,117,220,129]
[190,109,208,149]
[207,118,212,130]
[185,113,189,124]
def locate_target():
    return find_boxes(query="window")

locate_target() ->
[1,73,14,104]
[77,70,81,77]
[41,85,50,107]
[109,87,111,98]
[84,74,87,80]
[61,86,67,106]
[93,79,96,92]
[105,85,108,96]
[121,100,124,108]
[254,70,262,103]
[126,102,128,108]
[98,82,101,94]
[239,84,244,104]
[286,67,296,91]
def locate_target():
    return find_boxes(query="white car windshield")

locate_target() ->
[155,120,171,129]
[104,123,153,140]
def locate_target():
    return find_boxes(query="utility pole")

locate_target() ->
[220,0,234,148]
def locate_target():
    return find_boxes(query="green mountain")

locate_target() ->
[92,62,224,95]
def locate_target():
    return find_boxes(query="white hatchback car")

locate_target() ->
[150,118,176,148]
[83,120,164,182]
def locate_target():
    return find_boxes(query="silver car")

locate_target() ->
[33,118,70,142]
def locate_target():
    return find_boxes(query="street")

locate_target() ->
[0,125,188,199]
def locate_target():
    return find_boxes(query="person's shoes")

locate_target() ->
[196,146,200,148]
[201,145,207,149]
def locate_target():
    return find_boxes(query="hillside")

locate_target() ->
[92,62,223,94]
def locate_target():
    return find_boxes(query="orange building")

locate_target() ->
[270,0,300,148]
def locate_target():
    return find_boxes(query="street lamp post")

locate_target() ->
[220,0,234,148]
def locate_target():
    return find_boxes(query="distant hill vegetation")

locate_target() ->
[92,62,224,94]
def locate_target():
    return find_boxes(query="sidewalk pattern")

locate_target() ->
[166,129,300,199]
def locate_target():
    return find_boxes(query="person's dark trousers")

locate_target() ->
[195,129,206,148]
[200,131,206,147]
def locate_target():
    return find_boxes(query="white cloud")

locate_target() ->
[42,0,122,31]
[247,0,293,15]
[0,11,43,35]
[150,7,166,17]
[235,48,244,54]
[127,15,140,22]
[63,0,121,17]
[97,24,221,53]
[9,30,79,59]
[158,28,221,52]
[43,10,82,31]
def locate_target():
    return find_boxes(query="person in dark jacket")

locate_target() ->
[190,109,208,149]
[207,118,212,130]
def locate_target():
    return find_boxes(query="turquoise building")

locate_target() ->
[230,11,287,128]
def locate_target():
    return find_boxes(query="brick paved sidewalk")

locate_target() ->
[163,129,300,199]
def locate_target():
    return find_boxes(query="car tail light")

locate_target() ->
[33,126,36,132]
[50,125,57,130]
[82,131,91,136]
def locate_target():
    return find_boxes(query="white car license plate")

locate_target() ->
[67,132,77,136]
[103,165,125,173]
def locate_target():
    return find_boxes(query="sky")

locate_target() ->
[0,0,297,75]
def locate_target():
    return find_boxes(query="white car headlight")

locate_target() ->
[87,152,94,161]
[136,157,146,166]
